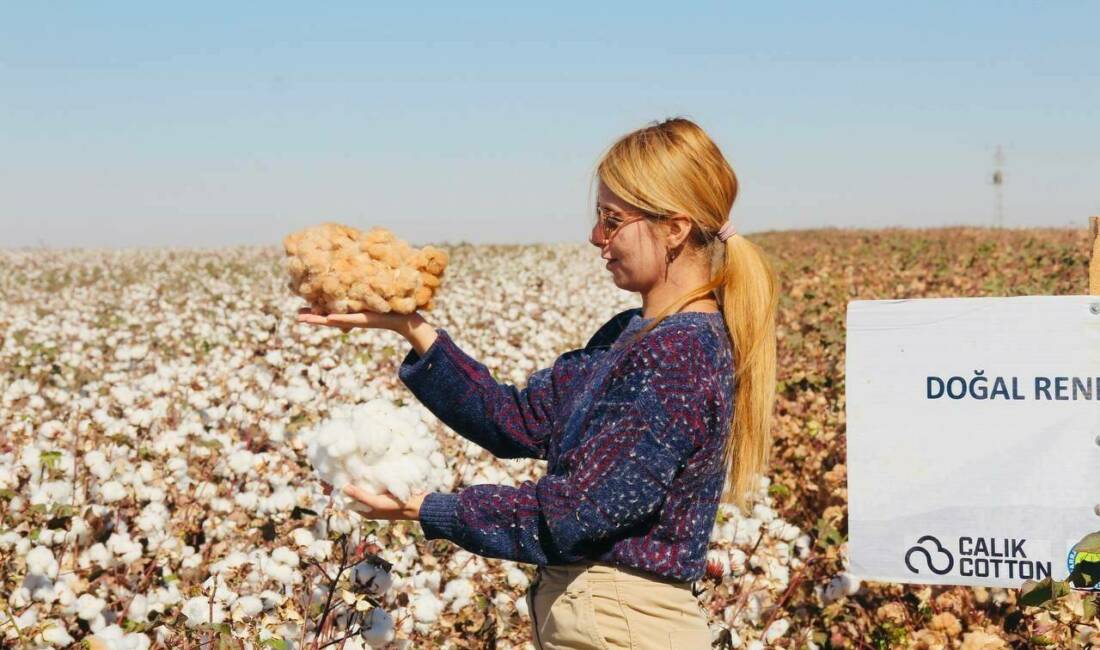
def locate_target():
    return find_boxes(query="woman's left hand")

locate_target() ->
[322,481,426,521]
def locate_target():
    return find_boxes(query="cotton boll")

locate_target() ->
[107,532,143,564]
[231,595,263,620]
[304,539,333,561]
[76,593,107,620]
[823,572,861,604]
[129,594,150,623]
[39,621,74,647]
[412,569,442,593]
[706,549,731,578]
[289,528,315,547]
[234,491,259,510]
[505,566,530,590]
[79,543,112,570]
[410,588,444,624]
[360,607,396,644]
[181,596,226,628]
[329,512,354,535]
[27,545,58,576]
[227,449,255,476]
[514,592,530,619]
[763,618,790,643]
[271,546,300,568]
[263,486,297,513]
[351,561,393,597]
[441,578,475,612]
[728,548,747,574]
[100,480,127,503]
[766,519,801,542]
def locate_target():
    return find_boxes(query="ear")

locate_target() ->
[665,213,694,249]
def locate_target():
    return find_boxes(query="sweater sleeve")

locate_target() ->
[398,328,591,460]
[416,331,708,565]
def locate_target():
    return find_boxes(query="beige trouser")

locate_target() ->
[525,561,712,649]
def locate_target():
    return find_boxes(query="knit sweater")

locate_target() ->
[399,307,735,583]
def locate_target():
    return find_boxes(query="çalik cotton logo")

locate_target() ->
[905,535,1052,580]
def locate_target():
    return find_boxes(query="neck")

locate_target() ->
[640,260,719,319]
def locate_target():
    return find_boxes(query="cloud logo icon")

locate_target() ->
[905,535,954,575]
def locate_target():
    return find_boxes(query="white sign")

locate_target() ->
[846,295,1100,587]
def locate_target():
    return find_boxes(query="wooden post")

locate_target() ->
[1092,216,1100,296]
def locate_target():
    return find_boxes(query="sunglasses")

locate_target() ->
[593,206,661,247]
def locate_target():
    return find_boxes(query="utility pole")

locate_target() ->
[991,146,1005,228]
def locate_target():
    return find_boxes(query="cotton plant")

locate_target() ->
[297,398,450,509]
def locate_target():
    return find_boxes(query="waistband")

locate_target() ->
[535,561,692,587]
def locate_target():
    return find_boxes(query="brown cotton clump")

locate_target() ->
[282,222,448,315]
[928,611,962,638]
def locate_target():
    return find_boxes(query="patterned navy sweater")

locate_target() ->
[400,307,735,583]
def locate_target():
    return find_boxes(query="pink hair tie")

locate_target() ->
[716,221,738,242]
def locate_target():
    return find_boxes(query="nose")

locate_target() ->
[588,222,605,248]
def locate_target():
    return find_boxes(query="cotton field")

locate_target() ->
[0,242,813,649]
[4,228,1093,649]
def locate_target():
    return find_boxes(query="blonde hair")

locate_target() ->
[595,117,779,515]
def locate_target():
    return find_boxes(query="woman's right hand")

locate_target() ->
[296,307,438,356]
[296,307,416,333]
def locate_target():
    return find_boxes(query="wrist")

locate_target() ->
[406,493,428,520]
[396,313,439,357]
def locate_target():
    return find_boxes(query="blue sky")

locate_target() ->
[2,2,1098,248]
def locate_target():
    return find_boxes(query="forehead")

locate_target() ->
[596,181,630,209]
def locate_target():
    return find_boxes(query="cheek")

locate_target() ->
[620,250,659,276]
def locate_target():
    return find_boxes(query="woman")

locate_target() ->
[298,117,779,649]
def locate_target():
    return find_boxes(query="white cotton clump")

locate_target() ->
[412,569,442,593]
[410,587,444,623]
[271,546,300,568]
[181,596,227,627]
[100,480,127,502]
[39,621,74,646]
[513,591,531,619]
[107,532,143,563]
[129,595,149,622]
[360,607,396,644]
[27,545,58,576]
[297,399,448,506]
[211,551,250,575]
[227,449,255,476]
[763,618,790,643]
[441,578,475,612]
[352,560,393,597]
[822,572,861,604]
[260,549,302,586]
[75,593,107,620]
[289,527,315,547]
[304,539,333,561]
[232,595,264,620]
[504,566,530,590]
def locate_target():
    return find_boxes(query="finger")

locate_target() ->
[342,484,376,513]
[327,313,368,326]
